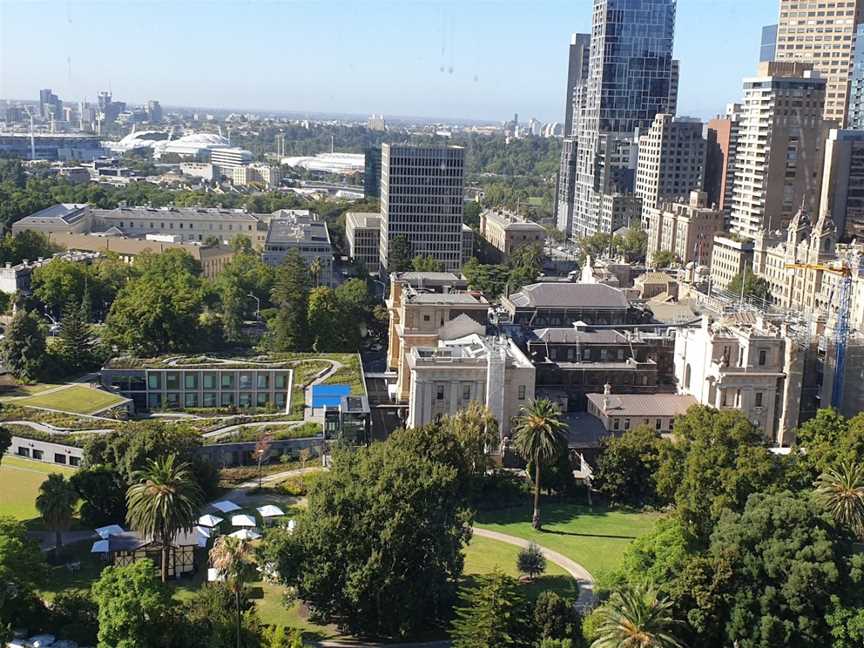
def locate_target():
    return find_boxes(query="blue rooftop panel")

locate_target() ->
[311,384,351,408]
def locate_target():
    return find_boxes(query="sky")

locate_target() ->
[0,0,779,124]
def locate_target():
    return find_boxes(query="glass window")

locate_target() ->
[69,456,80,467]
[239,392,253,408]
[166,392,180,408]
[613,418,620,431]
[436,385,445,400]
[518,385,526,400]
[755,392,764,407]
[54,453,66,464]
[221,372,235,389]
[758,349,767,366]
[624,418,631,431]
[185,393,198,408]
[203,393,217,408]
[147,373,161,390]
[656,418,662,430]
[275,392,287,407]
[184,373,198,390]
[239,373,253,389]
[257,373,270,389]
[148,393,162,409]
[203,372,217,390]
[221,392,235,407]
[257,392,269,407]
[166,372,179,390]
[275,373,288,389]
[462,384,471,400]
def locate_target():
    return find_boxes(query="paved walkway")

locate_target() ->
[213,466,322,505]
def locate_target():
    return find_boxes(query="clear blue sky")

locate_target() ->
[0,1,779,123]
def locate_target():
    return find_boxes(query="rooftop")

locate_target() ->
[20,203,89,223]
[96,206,262,222]
[409,292,483,305]
[507,283,629,310]
[346,212,381,229]
[409,334,534,369]
[481,209,546,232]
[586,393,697,417]
[265,217,330,246]
[531,328,629,345]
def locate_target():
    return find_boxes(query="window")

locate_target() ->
[239,392,253,408]
[32,449,43,461]
[758,349,767,366]
[221,392,236,407]
[185,393,198,408]
[221,373,235,389]
[721,390,728,407]
[735,389,742,408]
[166,392,180,408]
[257,373,270,389]
[239,373,253,389]
[203,372,217,390]
[755,392,764,407]
[147,373,161,390]
[462,384,471,401]
[69,456,80,467]
[656,418,662,431]
[436,385,445,401]
[148,393,162,409]
[203,393,217,407]
[613,418,620,431]
[275,373,288,389]
[624,418,631,431]
[184,373,198,390]
[257,392,269,407]
[518,385,526,400]
[54,453,66,464]
[165,372,179,390]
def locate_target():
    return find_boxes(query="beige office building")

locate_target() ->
[775,0,864,126]
[478,210,546,259]
[646,191,724,267]
[729,62,831,238]
[345,212,381,273]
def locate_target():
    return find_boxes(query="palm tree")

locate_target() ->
[592,585,685,648]
[126,454,203,583]
[35,473,78,558]
[210,535,256,648]
[815,461,864,541]
[309,257,322,288]
[512,399,568,530]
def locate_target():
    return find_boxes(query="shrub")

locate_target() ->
[517,542,546,580]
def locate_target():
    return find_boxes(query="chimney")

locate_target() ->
[603,383,612,410]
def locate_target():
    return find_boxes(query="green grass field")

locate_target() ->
[16,385,126,415]
[475,501,660,578]
[0,380,63,401]
[0,455,77,520]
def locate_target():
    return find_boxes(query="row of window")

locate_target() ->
[16,446,80,466]
[110,371,290,391]
[149,391,288,409]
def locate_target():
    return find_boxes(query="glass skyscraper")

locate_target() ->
[565,0,678,237]
[760,25,778,63]
[850,24,864,131]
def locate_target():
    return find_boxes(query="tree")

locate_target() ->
[210,535,257,648]
[442,401,500,481]
[31,258,90,317]
[815,461,864,541]
[387,235,412,273]
[591,585,684,648]
[613,227,648,263]
[533,591,580,644]
[0,517,47,637]
[651,249,678,269]
[125,454,204,583]
[450,569,531,648]
[260,443,472,638]
[91,559,172,648]
[411,255,444,272]
[727,270,771,302]
[0,426,9,467]
[512,399,568,530]
[214,250,274,343]
[593,426,664,507]
[35,474,77,557]
[464,201,482,229]
[70,464,128,527]
[49,590,99,646]
[57,300,92,373]
[308,257,322,288]
[3,309,47,382]
[307,287,348,352]
[176,583,262,648]
[516,542,546,580]
[269,250,310,352]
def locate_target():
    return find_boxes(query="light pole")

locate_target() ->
[247,293,260,321]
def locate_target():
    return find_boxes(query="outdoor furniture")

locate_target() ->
[95,524,125,539]
[257,504,284,518]
[212,500,241,513]
[231,514,257,528]
[229,529,262,541]
[198,514,223,527]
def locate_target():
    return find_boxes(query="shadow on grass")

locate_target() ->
[540,528,639,540]
[458,572,579,603]
[475,499,614,527]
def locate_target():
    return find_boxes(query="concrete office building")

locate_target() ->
[646,191,724,266]
[39,89,62,120]
[262,213,333,285]
[760,24,778,63]
[232,163,280,190]
[564,0,678,238]
[345,211,381,272]
[563,33,591,137]
[406,334,535,440]
[775,0,864,125]
[729,62,831,239]
[379,144,465,273]
[147,100,163,123]
[210,147,254,175]
[674,315,805,445]
[820,129,864,241]
[635,114,706,224]
[479,210,546,260]
[705,104,743,216]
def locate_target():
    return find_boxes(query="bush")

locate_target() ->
[517,542,546,580]
[534,591,580,643]
[276,470,323,497]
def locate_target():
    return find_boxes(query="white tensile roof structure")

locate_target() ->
[257,505,284,518]
[231,514,257,527]
[229,529,262,541]
[95,524,125,539]
[198,514,224,527]
[212,500,241,513]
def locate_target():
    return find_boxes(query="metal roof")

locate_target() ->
[508,283,629,309]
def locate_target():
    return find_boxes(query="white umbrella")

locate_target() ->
[212,500,241,513]
[257,504,284,518]
[231,514,257,527]
[229,529,262,541]
[198,514,223,527]
[90,540,109,553]
[95,524,124,539]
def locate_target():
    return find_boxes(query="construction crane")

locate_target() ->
[785,262,854,408]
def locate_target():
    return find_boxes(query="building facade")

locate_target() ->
[760,24,778,63]
[585,389,696,435]
[775,0,864,126]
[364,146,382,199]
[709,234,755,291]
[729,62,830,238]
[501,282,633,328]
[705,104,742,217]
[851,24,864,129]
[345,211,381,273]
[379,144,465,273]
[646,191,724,266]
[820,129,864,241]
[479,210,546,259]
[261,213,333,285]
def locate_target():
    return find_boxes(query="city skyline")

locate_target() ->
[1,0,777,124]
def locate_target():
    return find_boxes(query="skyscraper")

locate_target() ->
[38,89,61,120]
[147,100,163,123]
[729,62,830,238]
[364,146,382,199]
[819,129,864,241]
[705,103,743,217]
[849,24,864,130]
[379,144,465,273]
[563,33,591,137]
[566,0,678,238]
[775,0,864,126]
[760,24,778,62]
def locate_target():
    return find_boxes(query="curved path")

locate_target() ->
[4,419,115,435]
[201,419,308,440]
[472,527,595,610]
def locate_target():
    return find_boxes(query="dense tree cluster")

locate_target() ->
[463,244,544,299]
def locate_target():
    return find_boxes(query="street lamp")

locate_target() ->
[247,293,261,320]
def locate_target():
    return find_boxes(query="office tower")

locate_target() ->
[729,62,830,238]
[364,147,382,199]
[97,91,125,124]
[555,33,591,234]
[635,114,706,223]
[39,89,61,120]
[760,24,778,62]
[563,33,591,136]
[147,100,163,123]
[706,104,743,216]
[850,24,864,130]
[668,59,680,117]
[820,129,864,240]
[775,0,864,125]
[567,0,677,238]
[379,144,465,273]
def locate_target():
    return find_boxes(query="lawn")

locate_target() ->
[16,385,127,415]
[0,380,63,401]
[0,455,77,520]
[475,500,661,578]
